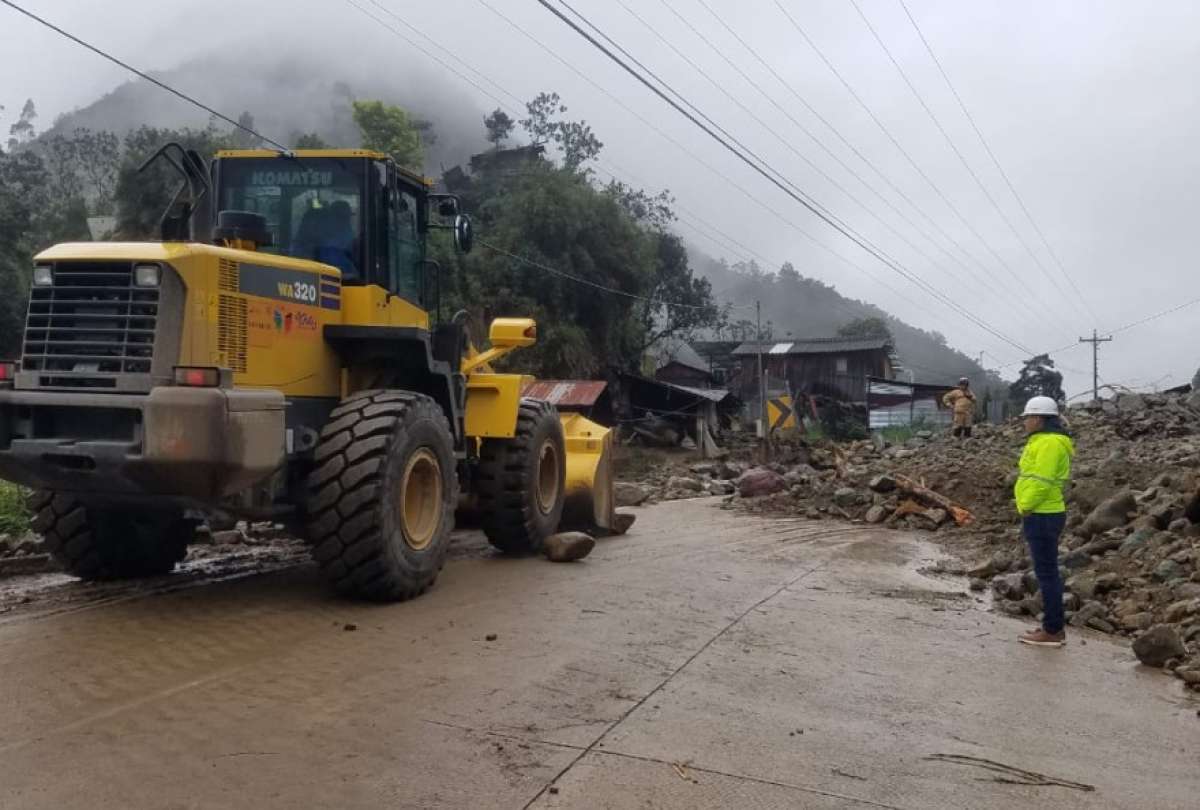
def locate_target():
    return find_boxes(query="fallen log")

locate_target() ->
[893,474,974,527]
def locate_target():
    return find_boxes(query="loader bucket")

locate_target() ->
[558,412,629,535]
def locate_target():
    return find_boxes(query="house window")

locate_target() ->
[836,356,848,374]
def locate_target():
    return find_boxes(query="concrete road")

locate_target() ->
[0,499,1197,809]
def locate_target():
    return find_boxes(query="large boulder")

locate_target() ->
[833,487,858,508]
[666,476,703,493]
[868,474,897,493]
[1078,490,1137,538]
[736,467,787,498]
[992,573,1027,601]
[864,505,889,524]
[1132,624,1186,667]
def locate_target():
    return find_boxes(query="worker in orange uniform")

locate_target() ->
[942,377,977,438]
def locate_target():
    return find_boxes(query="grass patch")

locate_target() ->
[0,482,31,536]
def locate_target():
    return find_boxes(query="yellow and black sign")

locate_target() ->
[768,396,796,431]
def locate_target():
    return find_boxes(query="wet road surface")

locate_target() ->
[0,499,1197,809]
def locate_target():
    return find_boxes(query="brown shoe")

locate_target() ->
[1019,629,1066,647]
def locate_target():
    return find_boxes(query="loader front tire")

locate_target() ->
[305,390,457,601]
[30,491,192,580]
[477,398,566,554]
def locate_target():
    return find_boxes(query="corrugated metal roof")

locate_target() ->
[670,383,733,402]
[522,380,608,407]
[731,337,892,356]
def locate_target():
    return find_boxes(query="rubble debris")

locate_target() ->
[736,467,787,498]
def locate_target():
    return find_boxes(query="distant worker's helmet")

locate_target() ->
[958,376,969,385]
[1021,396,1059,417]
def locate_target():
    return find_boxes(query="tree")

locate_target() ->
[483,109,514,149]
[113,124,235,239]
[7,98,36,152]
[351,100,423,168]
[519,92,566,147]
[292,132,329,149]
[1009,353,1065,405]
[231,111,261,148]
[518,92,601,171]
[836,316,893,343]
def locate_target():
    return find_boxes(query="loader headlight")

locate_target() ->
[134,264,161,287]
[32,265,53,286]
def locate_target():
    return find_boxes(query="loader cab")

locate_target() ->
[212,149,460,311]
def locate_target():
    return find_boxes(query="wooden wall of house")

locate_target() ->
[654,362,712,388]
[767,351,891,403]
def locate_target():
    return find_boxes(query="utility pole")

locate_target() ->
[756,300,770,461]
[1079,329,1113,402]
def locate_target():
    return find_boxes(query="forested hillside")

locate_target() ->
[1,52,1004,387]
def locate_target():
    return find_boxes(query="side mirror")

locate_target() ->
[454,214,474,254]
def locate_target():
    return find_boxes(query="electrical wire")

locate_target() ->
[897,0,1100,326]
[0,0,288,151]
[536,0,1033,357]
[642,0,1051,338]
[420,0,1030,356]
[770,0,1068,334]
[847,0,1090,329]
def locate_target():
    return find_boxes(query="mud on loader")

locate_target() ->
[0,145,621,600]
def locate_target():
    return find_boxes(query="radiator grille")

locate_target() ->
[22,261,158,389]
[218,259,239,292]
[217,294,248,373]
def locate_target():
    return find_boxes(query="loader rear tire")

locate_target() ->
[305,390,457,601]
[30,491,192,580]
[477,398,566,554]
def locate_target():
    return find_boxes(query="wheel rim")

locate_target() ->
[535,439,560,515]
[398,448,442,550]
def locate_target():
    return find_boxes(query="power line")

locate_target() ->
[770,0,1068,335]
[847,0,1090,328]
[0,0,287,151]
[359,0,1025,358]
[536,0,1033,356]
[468,0,1016,351]
[897,0,1100,326]
[648,0,1051,338]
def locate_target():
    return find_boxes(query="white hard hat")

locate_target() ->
[1022,396,1059,417]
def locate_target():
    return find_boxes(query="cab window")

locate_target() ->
[389,187,422,303]
[218,158,366,282]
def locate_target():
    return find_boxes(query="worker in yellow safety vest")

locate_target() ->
[1014,395,1074,648]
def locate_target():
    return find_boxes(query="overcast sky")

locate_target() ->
[3,0,1199,397]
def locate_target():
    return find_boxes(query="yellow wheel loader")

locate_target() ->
[0,145,621,600]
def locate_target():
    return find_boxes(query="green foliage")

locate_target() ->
[518,92,602,171]
[0,481,30,536]
[113,124,235,239]
[1009,353,1065,404]
[435,94,719,377]
[292,132,329,149]
[483,109,514,148]
[837,316,893,343]
[351,100,423,168]
[7,98,36,152]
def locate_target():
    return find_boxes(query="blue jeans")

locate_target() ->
[1023,513,1066,634]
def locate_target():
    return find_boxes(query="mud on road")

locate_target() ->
[0,499,1197,809]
